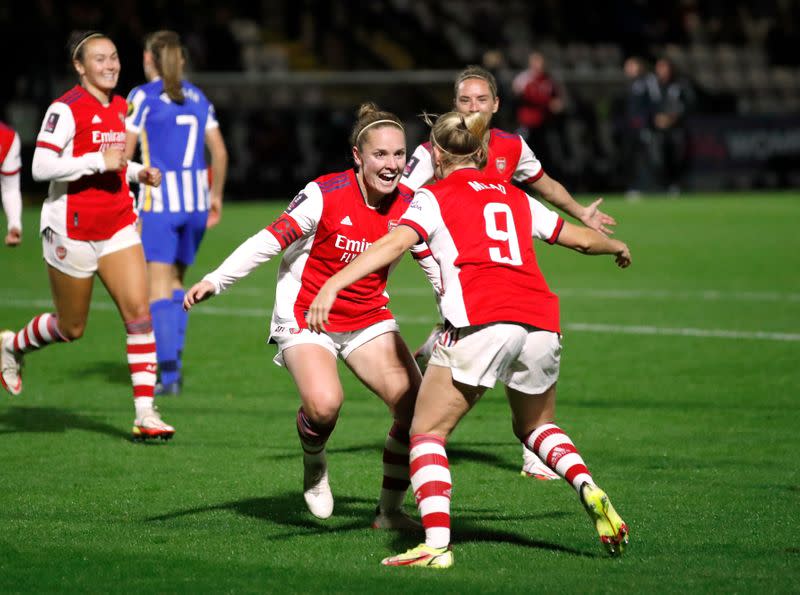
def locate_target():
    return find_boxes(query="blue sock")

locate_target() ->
[150,298,179,386]
[172,288,187,376]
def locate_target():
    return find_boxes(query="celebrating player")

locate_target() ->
[400,65,618,480]
[0,121,23,246]
[0,31,174,441]
[125,30,228,396]
[308,110,631,568]
[184,103,421,527]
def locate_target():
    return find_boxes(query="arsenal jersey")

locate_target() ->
[266,169,412,332]
[399,168,564,332]
[36,85,135,240]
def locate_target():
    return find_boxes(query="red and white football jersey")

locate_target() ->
[265,169,411,332]
[399,168,563,332]
[0,122,21,175]
[398,128,543,194]
[36,85,134,240]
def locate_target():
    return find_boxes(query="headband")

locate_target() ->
[72,33,105,60]
[355,119,404,144]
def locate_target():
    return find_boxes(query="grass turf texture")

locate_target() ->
[1,193,798,593]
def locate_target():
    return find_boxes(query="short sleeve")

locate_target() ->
[399,143,435,192]
[205,103,219,130]
[398,188,442,243]
[36,103,75,153]
[125,87,148,133]
[527,194,563,244]
[1,132,22,174]
[512,137,544,185]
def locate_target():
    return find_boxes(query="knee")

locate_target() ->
[301,392,342,427]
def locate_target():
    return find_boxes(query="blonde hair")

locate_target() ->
[349,102,404,150]
[145,30,185,103]
[454,65,499,100]
[424,110,490,170]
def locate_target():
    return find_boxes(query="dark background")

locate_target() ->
[3,0,800,198]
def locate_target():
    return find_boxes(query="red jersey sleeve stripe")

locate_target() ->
[35,141,62,153]
[0,168,21,176]
[412,247,432,260]
[547,217,564,244]
[265,213,302,249]
[398,219,427,243]
[522,169,545,185]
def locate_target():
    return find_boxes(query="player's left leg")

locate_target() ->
[508,384,628,556]
[380,364,481,568]
[98,241,173,441]
[345,330,421,529]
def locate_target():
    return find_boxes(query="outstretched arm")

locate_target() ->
[529,172,616,236]
[307,225,419,331]
[555,220,631,268]
[184,228,283,310]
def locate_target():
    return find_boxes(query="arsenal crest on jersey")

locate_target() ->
[495,157,507,173]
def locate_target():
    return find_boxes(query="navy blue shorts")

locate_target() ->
[140,210,208,265]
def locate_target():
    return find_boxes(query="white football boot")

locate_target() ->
[521,445,560,480]
[303,450,334,519]
[0,330,23,396]
[132,407,175,441]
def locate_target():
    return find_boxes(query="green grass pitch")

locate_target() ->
[1,192,798,592]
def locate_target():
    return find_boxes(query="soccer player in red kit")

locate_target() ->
[0,121,23,246]
[401,65,618,480]
[308,110,631,568]
[0,31,174,441]
[185,103,421,528]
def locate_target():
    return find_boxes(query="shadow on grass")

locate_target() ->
[146,493,374,537]
[147,494,592,557]
[72,360,131,386]
[263,441,520,474]
[0,405,129,439]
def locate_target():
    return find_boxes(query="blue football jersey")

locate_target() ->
[126,80,218,214]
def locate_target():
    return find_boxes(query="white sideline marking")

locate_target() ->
[1,297,797,342]
[228,286,800,302]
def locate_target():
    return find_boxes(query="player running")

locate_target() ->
[308,110,631,568]
[185,103,421,528]
[400,65,617,480]
[0,31,173,440]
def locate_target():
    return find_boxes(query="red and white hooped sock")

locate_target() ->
[12,313,67,354]
[524,423,593,491]
[379,422,410,512]
[125,317,157,403]
[409,433,451,549]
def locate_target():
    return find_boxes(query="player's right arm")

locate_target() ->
[1,130,23,246]
[527,194,630,267]
[184,183,323,309]
[32,103,116,182]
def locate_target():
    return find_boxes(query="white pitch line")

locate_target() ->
[1,297,797,342]
[223,286,800,302]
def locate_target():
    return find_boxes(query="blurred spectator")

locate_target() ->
[619,56,659,196]
[511,51,567,181]
[481,49,515,131]
[651,57,696,193]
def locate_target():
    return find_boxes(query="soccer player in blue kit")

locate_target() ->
[125,30,228,395]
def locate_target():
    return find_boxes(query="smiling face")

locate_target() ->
[455,77,499,118]
[74,37,120,97]
[352,125,406,203]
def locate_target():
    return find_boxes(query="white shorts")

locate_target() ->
[42,224,141,279]
[270,318,400,366]
[428,323,561,394]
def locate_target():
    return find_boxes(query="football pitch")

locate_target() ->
[1,193,798,593]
